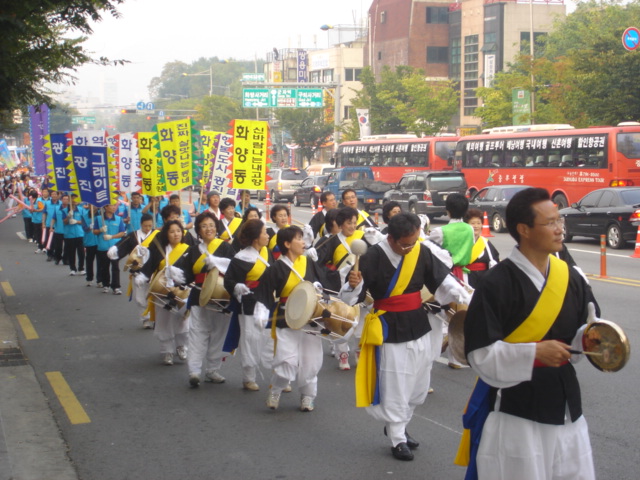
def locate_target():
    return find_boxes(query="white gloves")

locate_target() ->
[134,273,149,287]
[302,224,315,249]
[253,301,270,328]
[198,242,208,255]
[587,302,598,324]
[364,227,385,245]
[204,255,231,274]
[103,234,113,241]
[68,218,78,225]
[136,245,150,265]
[107,245,119,260]
[304,247,318,262]
[233,283,252,302]
[100,225,108,233]
[313,281,324,295]
[418,214,430,233]
[166,265,186,285]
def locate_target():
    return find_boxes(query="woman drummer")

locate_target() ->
[253,226,328,412]
[185,212,236,387]
[267,204,290,260]
[231,206,261,252]
[137,220,194,365]
[224,219,273,392]
[463,208,500,288]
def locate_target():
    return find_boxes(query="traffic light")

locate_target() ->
[120,109,137,114]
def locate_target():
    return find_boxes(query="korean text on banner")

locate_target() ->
[156,119,193,191]
[45,133,73,193]
[231,120,268,190]
[200,130,223,191]
[71,130,117,207]
[28,104,50,176]
[117,133,141,194]
[211,133,236,198]
[138,132,166,196]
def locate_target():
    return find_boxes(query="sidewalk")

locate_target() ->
[0,298,78,480]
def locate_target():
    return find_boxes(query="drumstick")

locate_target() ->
[568,349,603,357]
[350,239,368,274]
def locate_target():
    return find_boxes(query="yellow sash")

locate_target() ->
[469,237,487,264]
[271,255,307,343]
[358,210,370,225]
[220,217,241,240]
[141,229,159,247]
[333,230,365,267]
[159,243,190,270]
[454,254,569,466]
[355,242,420,408]
[193,239,224,275]
[246,247,269,282]
[268,225,290,251]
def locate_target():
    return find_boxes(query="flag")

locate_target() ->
[356,109,371,138]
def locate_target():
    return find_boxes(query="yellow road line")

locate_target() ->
[587,276,640,287]
[16,314,39,340]
[1,281,15,296]
[45,372,91,425]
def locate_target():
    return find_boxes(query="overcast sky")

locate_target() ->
[67,0,369,107]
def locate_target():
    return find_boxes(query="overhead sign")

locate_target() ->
[242,88,324,108]
[136,101,155,111]
[622,27,640,51]
[71,116,96,125]
[242,73,265,82]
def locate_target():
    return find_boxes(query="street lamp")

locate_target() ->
[182,66,213,96]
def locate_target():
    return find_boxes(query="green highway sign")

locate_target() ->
[242,73,265,82]
[242,88,324,108]
[71,116,96,124]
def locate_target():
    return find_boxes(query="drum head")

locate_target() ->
[285,282,318,329]
[448,310,468,366]
[124,251,142,272]
[420,286,434,304]
[199,267,219,307]
[148,270,169,296]
[584,320,630,372]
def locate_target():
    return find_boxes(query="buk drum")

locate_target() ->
[148,269,191,313]
[124,249,144,272]
[198,267,230,312]
[285,281,360,344]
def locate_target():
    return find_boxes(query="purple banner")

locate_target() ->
[49,133,72,192]
[28,104,50,176]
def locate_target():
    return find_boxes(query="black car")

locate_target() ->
[383,171,467,219]
[469,185,533,232]
[560,187,640,249]
[293,175,329,208]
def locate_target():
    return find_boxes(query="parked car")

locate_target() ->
[560,187,640,249]
[383,171,468,219]
[469,185,533,232]
[293,175,329,207]
[257,168,308,202]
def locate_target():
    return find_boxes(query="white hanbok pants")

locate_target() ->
[239,313,272,383]
[187,306,230,376]
[154,307,189,354]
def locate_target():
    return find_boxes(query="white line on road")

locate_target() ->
[570,248,631,259]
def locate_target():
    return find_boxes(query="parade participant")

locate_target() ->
[380,201,402,235]
[62,194,85,276]
[115,191,129,219]
[108,213,156,328]
[143,195,166,228]
[169,193,193,230]
[125,192,145,234]
[19,189,33,244]
[458,188,597,480]
[463,208,499,288]
[160,204,197,246]
[235,189,256,215]
[205,190,222,218]
[39,187,50,245]
[218,197,241,245]
[52,194,69,265]
[137,220,194,365]
[185,212,236,387]
[224,220,273,391]
[346,213,470,461]
[29,190,45,252]
[267,204,290,260]
[341,189,378,229]
[253,226,328,412]
[309,191,338,238]
[93,203,126,294]
[81,203,99,286]
[231,206,261,252]
[43,190,60,261]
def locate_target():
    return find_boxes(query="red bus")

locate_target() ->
[454,124,640,208]
[336,135,458,183]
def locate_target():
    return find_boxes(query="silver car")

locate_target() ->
[257,168,308,202]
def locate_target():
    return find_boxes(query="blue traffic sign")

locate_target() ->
[136,101,145,110]
[622,27,640,51]
[146,102,155,111]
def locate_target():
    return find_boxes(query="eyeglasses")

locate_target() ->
[200,223,216,230]
[396,241,416,251]
[536,217,565,229]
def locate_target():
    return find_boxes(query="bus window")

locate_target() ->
[617,133,640,158]
[548,154,561,167]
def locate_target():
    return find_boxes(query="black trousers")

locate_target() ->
[96,250,120,289]
[23,217,33,241]
[32,223,44,249]
[64,237,85,272]
[52,232,65,263]
[85,245,97,282]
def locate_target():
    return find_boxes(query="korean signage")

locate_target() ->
[155,119,193,191]
[242,73,265,82]
[138,132,165,196]
[231,120,269,190]
[45,133,72,192]
[71,116,96,125]
[242,88,324,108]
[297,49,308,83]
[29,104,49,176]
[512,88,531,126]
[210,133,236,198]
[71,130,117,207]
[115,133,141,194]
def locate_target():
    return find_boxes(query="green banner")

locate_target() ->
[512,88,531,126]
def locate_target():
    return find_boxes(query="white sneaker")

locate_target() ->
[113,288,122,295]
[300,395,315,412]
[176,345,187,361]
[142,319,153,329]
[28,239,33,243]
[78,270,86,275]
[266,391,280,410]
[283,383,292,393]
[69,271,76,276]
[96,282,103,288]
[102,287,110,294]
[242,381,259,391]
[205,371,226,384]
[86,282,93,287]
[339,352,351,371]
[189,373,200,387]
[163,353,174,365]
[34,249,42,253]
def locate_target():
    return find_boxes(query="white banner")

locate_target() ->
[356,109,371,138]
[211,133,237,199]
[118,133,141,194]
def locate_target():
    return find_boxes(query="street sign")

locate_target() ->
[146,102,155,111]
[71,116,96,125]
[158,110,165,121]
[242,88,324,108]
[242,73,265,82]
[136,101,145,110]
[622,27,640,51]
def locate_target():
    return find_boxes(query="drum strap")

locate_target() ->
[141,229,159,248]
[220,217,241,240]
[333,230,364,267]
[280,256,307,298]
[455,255,569,474]
[159,243,189,270]
[246,247,269,282]
[193,239,225,274]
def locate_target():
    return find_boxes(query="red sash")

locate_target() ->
[373,291,422,312]
[466,262,488,272]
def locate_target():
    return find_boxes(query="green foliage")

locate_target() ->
[195,95,243,132]
[275,109,333,168]
[0,0,127,113]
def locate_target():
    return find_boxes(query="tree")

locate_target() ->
[0,1,126,113]
[275,109,334,168]
[195,96,243,132]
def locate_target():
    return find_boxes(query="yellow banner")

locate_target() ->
[138,132,165,196]
[231,120,268,190]
[156,118,193,191]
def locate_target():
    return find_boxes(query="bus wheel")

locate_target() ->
[492,213,505,233]
[607,223,624,249]
[552,194,568,210]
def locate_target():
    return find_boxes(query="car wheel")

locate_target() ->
[492,213,505,233]
[552,193,568,210]
[271,190,277,202]
[257,191,263,201]
[607,223,624,249]
[563,223,573,243]
[409,203,417,214]
[293,195,300,207]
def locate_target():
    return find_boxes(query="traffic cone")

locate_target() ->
[317,201,323,213]
[631,224,640,258]
[288,202,292,225]
[311,202,316,215]
[265,190,271,221]
[374,212,379,225]
[481,211,494,238]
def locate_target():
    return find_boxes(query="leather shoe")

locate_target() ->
[391,442,414,461]
[384,427,419,450]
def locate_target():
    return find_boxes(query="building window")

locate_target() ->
[322,69,334,82]
[343,106,351,119]
[450,38,461,81]
[463,35,479,118]
[380,11,387,24]
[520,31,546,55]
[426,7,449,24]
[427,46,449,64]
[310,71,321,83]
[378,51,382,60]
[345,68,363,82]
